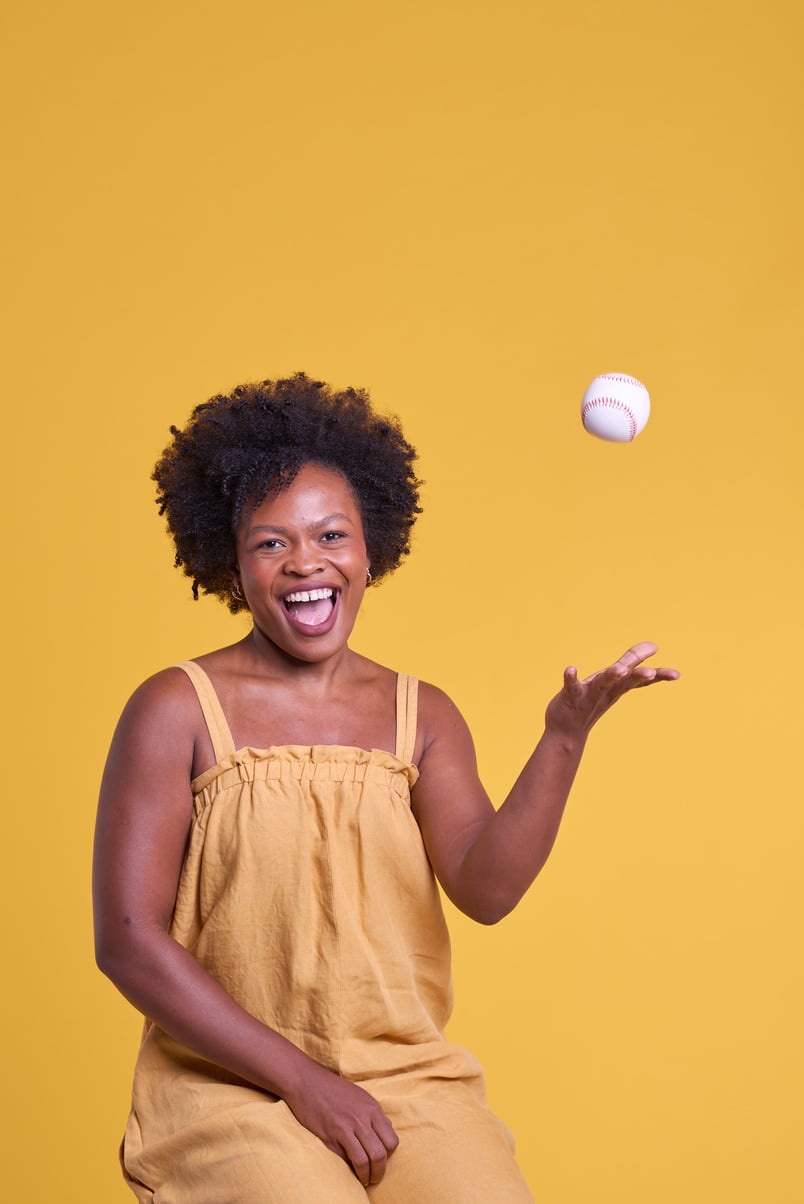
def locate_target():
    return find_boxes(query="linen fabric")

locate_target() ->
[121,662,533,1202]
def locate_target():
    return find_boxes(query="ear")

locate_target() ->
[230,567,245,603]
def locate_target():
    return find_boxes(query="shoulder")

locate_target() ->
[416,678,463,721]
[111,664,208,757]
[414,678,477,764]
[121,663,200,717]
[101,659,231,805]
[120,638,247,717]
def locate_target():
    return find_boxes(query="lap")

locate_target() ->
[124,1095,368,1204]
[124,1077,534,1204]
[369,1081,534,1204]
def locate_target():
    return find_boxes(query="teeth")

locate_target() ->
[285,588,334,604]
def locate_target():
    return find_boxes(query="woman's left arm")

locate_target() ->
[413,642,679,924]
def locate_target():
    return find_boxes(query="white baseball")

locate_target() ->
[581,373,650,442]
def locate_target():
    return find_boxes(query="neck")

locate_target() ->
[243,622,355,686]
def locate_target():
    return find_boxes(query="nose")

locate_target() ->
[283,538,325,578]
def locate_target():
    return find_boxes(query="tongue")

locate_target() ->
[288,597,333,626]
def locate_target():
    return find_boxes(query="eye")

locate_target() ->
[256,538,284,550]
[321,530,346,542]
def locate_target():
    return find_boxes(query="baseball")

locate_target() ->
[581,373,650,442]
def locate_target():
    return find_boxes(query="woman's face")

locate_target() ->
[234,462,369,663]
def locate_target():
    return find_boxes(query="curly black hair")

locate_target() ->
[153,373,422,612]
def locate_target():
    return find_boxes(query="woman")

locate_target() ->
[94,374,678,1202]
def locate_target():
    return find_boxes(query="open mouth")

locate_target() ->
[283,587,338,629]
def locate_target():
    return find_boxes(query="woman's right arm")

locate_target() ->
[92,669,397,1187]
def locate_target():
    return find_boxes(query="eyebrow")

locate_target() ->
[247,512,354,537]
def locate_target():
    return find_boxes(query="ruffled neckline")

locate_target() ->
[191,743,419,793]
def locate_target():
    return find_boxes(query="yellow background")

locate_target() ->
[3,0,802,1199]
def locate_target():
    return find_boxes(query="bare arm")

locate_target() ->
[413,642,679,924]
[93,669,398,1186]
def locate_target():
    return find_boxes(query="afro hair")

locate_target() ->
[153,373,422,612]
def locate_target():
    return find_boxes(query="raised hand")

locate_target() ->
[284,1063,399,1186]
[544,641,680,741]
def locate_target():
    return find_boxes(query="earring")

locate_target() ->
[366,566,372,582]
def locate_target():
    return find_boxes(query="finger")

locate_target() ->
[339,1133,372,1188]
[367,1141,388,1185]
[613,664,681,692]
[632,666,680,684]
[373,1113,400,1156]
[615,641,659,669]
[596,659,654,691]
[368,1115,399,1182]
[563,665,582,694]
[604,642,661,684]
[344,1121,398,1187]
[347,1146,372,1188]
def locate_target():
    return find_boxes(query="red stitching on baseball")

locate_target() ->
[582,397,637,440]
[598,373,646,391]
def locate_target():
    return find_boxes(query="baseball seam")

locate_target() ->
[582,397,637,441]
[598,374,647,391]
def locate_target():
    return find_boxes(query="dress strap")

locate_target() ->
[394,674,419,765]
[175,661,237,763]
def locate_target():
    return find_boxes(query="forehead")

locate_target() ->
[248,463,361,526]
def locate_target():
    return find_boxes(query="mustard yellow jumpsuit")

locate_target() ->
[122,662,534,1202]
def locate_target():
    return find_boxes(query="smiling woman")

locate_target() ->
[234,463,369,662]
[152,374,420,610]
[93,373,678,1203]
